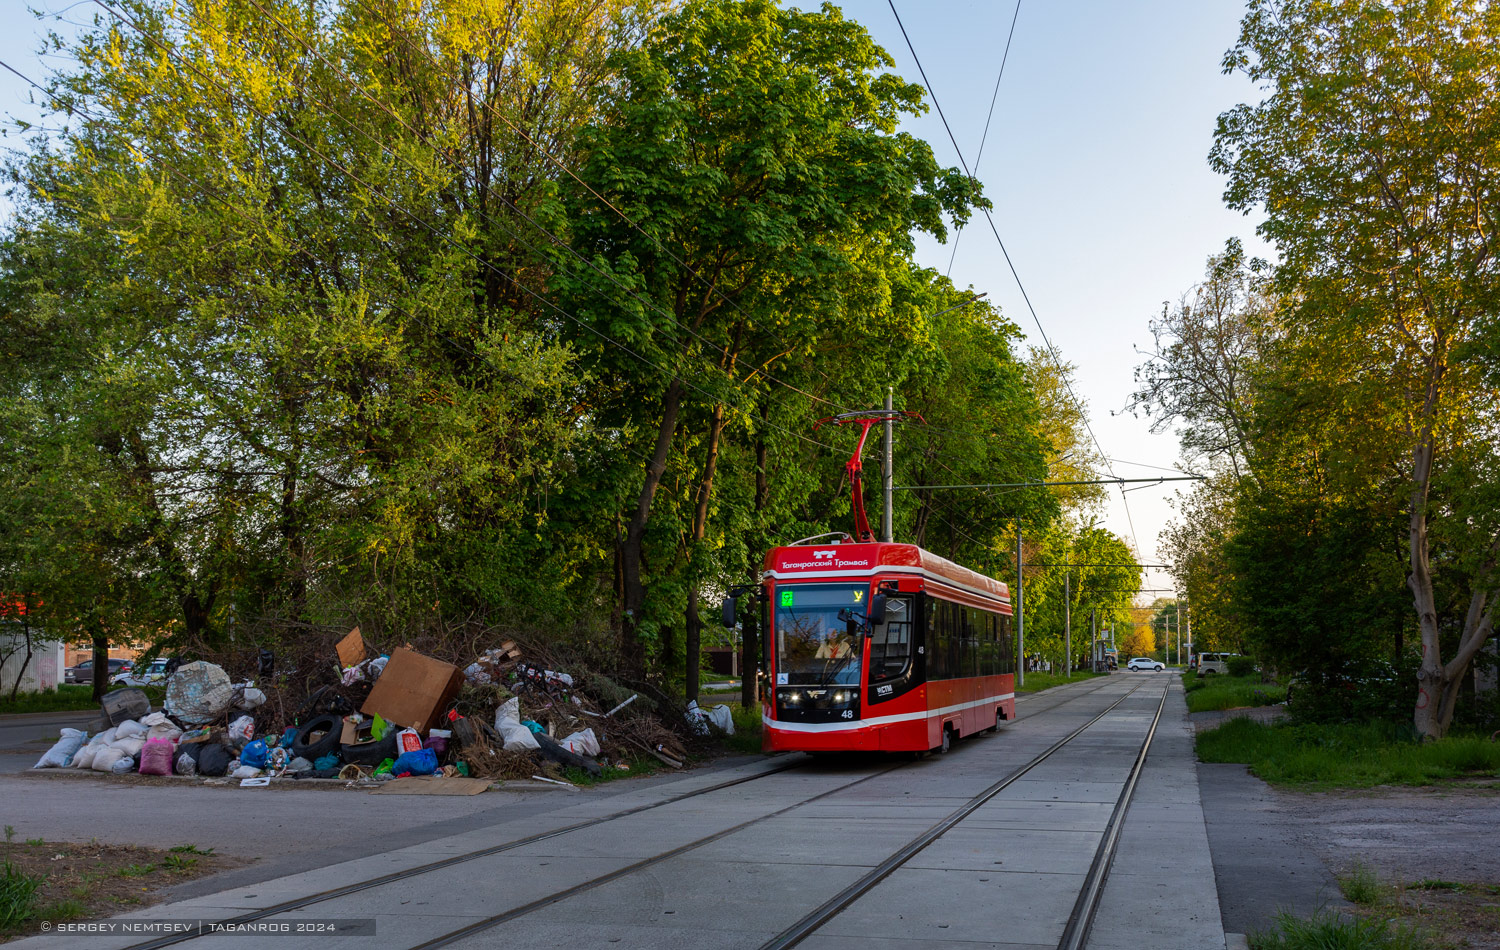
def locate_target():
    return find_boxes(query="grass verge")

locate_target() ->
[0,838,233,940]
[0,685,166,716]
[1015,670,1102,694]
[1181,671,1286,712]
[1250,910,1429,950]
[1196,717,1500,787]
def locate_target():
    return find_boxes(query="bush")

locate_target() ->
[1286,656,1417,725]
[1227,655,1258,677]
[0,863,40,931]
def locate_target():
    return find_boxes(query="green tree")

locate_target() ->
[1213,0,1500,737]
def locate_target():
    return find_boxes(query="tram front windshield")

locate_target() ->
[775,584,866,686]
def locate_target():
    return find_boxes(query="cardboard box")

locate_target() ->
[360,648,464,733]
[339,716,373,746]
[336,627,367,669]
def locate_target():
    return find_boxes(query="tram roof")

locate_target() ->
[763,542,1010,604]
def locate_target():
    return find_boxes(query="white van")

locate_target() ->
[1197,652,1238,675]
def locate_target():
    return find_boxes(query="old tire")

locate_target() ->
[291,714,343,761]
[340,731,398,767]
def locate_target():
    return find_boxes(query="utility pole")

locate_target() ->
[1185,599,1191,667]
[1090,608,1097,672]
[1064,572,1071,679]
[881,388,894,543]
[1016,529,1024,686]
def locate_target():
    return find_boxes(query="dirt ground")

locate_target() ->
[1278,782,1500,949]
[1,839,241,942]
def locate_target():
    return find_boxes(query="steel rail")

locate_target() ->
[119,757,806,950]
[1056,683,1171,950]
[758,679,1152,950]
[122,674,1126,950]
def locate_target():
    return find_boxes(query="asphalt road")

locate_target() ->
[0,709,99,772]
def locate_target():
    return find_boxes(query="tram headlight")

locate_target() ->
[784,691,802,705]
[834,691,847,704]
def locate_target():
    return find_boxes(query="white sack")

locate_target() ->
[33,728,87,769]
[494,697,540,751]
[559,728,600,757]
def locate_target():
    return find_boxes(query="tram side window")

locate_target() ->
[870,597,912,680]
[966,606,978,675]
[998,614,1014,674]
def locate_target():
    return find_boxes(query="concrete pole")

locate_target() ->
[1064,572,1071,679]
[1091,608,1097,671]
[1016,529,1024,686]
[881,388,894,543]
[1185,600,1191,666]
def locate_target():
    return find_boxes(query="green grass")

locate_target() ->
[1196,717,1500,788]
[0,862,41,931]
[1015,670,1102,693]
[1250,910,1430,950]
[561,755,663,787]
[1339,861,1383,904]
[1181,671,1286,712]
[0,684,165,715]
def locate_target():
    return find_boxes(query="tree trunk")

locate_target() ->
[684,404,726,703]
[620,378,685,678]
[742,433,768,709]
[90,624,108,703]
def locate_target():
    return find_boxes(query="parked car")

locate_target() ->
[1197,652,1240,675]
[111,657,171,687]
[64,658,131,684]
[1127,656,1165,672]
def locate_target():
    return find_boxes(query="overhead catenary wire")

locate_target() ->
[886,0,1145,561]
[945,0,1022,277]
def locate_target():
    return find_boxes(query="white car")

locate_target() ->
[1126,657,1165,672]
[111,658,171,686]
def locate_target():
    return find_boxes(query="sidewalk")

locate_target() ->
[1089,679,1229,950]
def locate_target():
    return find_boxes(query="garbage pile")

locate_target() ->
[32,629,725,789]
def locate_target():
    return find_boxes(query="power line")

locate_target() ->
[894,476,1204,491]
[946,0,1021,277]
[886,0,1145,561]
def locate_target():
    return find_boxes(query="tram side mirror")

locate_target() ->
[868,594,887,627]
[720,597,736,629]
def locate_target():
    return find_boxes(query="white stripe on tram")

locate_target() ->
[762,692,1016,734]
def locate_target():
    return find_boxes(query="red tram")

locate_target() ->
[754,539,1014,754]
[724,409,1016,755]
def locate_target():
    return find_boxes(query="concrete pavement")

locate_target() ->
[10,673,1233,950]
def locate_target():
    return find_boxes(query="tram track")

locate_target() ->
[758,679,1166,950]
[120,674,1143,950]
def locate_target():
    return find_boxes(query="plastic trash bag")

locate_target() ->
[197,744,231,777]
[111,753,136,773]
[33,728,87,769]
[175,752,197,776]
[240,739,269,769]
[494,697,540,751]
[390,748,438,776]
[287,756,313,773]
[559,728,600,757]
[230,765,263,779]
[230,685,266,710]
[228,715,255,744]
[685,700,735,736]
[71,746,99,770]
[164,661,234,724]
[138,738,176,776]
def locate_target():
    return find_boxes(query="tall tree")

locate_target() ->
[1213,0,1500,738]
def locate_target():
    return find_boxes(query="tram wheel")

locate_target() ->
[986,709,1001,734]
[934,727,952,755]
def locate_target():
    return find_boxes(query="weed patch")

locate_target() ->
[1015,671,1103,694]
[1196,717,1500,788]
[1338,861,1382,904]
[1250,910,1429,950]
[1184,673,1285,712]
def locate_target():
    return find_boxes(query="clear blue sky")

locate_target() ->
[0,0,1273,612]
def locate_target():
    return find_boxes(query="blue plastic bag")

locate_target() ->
[240,739,269,770]
[390,748,438,777]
